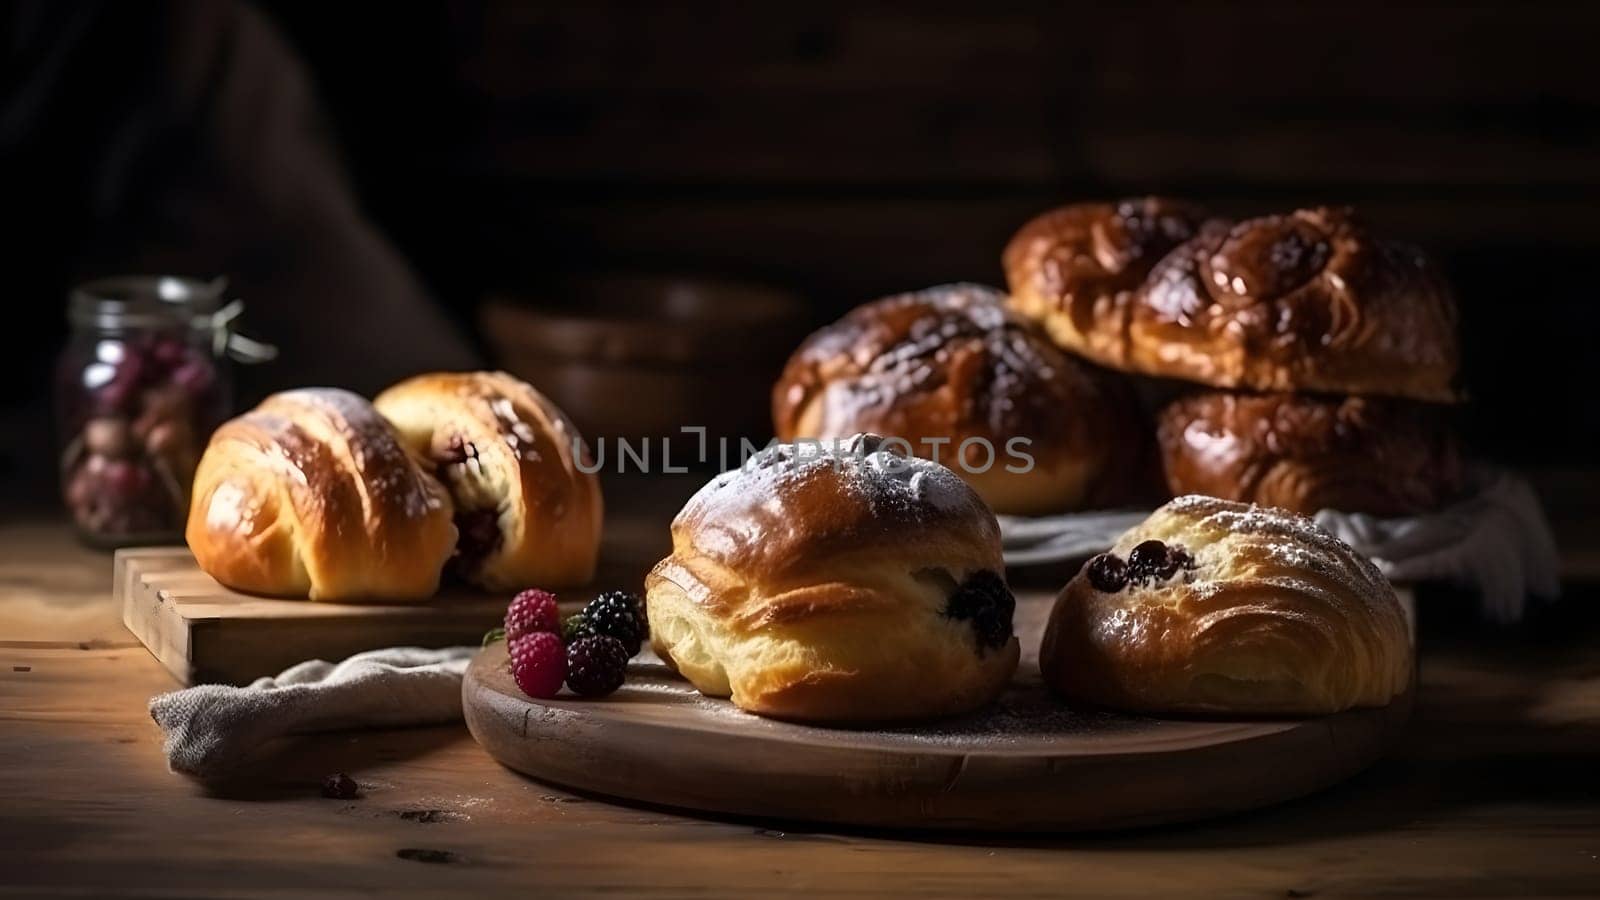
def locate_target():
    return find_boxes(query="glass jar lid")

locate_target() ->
[69,275,230,328]
[69,275,277,362]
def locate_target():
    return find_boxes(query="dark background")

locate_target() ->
[262,0,1599,464]
[9,0,1600,471]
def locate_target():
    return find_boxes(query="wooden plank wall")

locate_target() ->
[268,1,1600,463]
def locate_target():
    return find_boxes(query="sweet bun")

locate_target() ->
[187,388,457,601]
[1040,495,1411,716]
[1003,197,1206,367]
[374,371,602,590]
[772,283,1147,515]
[1132,207,1459,401]
[645,434,1019,723]
[1158,391,1462,516]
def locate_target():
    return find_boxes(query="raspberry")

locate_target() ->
[581,591,644,657]
[565,634,628,697]
[505,589,560,641]
[510,632,566,699]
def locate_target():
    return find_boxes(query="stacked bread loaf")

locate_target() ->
[1004,200,1463,516]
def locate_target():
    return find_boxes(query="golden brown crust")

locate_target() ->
[374,371,603,591]
[1157,391,1462,516]
[186,388,457,601]
[1003,198,1207,367]
[1131,208,1460,400]
[646,435,1019,723]
[1039,495,1413,716]
[771,283,1148,514]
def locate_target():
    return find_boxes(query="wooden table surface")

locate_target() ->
[3,474,1598,898]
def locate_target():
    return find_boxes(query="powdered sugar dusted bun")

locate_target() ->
[1039,495,1411,716]
[646,434,1019,723]
[771,283,1149,515]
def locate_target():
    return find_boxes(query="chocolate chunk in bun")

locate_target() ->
[1157,391,1462,517]
[1040,495,1413,716]
[645,434,1019,724]
[772,283,1150,515]
[1131,207,1460,401]
[1003,197,1207,367]
[375,371,603,591]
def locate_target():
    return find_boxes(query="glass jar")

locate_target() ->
[55,276,274,547]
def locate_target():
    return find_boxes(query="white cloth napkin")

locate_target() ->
[149,646,476,777]
[998,467,1560,624]
[1314,470,1560,624]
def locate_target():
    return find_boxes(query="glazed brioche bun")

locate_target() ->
[1157,390,1462,516]
[772,283,1149,515]
[1131,207,1459,401]
[1003,197,1207,368]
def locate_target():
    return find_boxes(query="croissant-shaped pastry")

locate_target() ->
[1131,207,1459,401]
[1039,495,1412,716]
[374,371,602,591]
[186,388,457,600]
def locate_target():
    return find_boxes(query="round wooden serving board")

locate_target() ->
[464,599,1411,832]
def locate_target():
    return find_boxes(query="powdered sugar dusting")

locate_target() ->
[1159,494,1394,611]
[688,434,979,526]
[677,434,995,568]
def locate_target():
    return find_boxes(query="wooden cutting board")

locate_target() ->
[464,595,1414,832]
[115,547,585,686]
[114,501,671,686]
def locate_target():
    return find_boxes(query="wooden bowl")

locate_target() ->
[481,275,809,453]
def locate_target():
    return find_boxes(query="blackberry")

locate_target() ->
[581,591,644,657]
[1085,553,1129,593]
[565,634,629,697]
[942,570,1015,653]
[633,598,650,640]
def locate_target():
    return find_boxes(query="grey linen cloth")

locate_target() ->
[149,646,476,777]
[998,467,1559,624]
